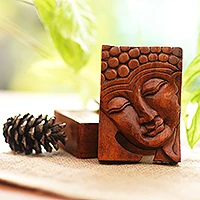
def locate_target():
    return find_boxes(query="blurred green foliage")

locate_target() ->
[34,0,96,71]
[182,49,200,148]
[0,0,99,104]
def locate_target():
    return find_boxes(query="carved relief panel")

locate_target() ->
[98,45,182,164]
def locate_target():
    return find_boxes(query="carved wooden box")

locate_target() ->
[54,110,98,158]
[98,45,182,164]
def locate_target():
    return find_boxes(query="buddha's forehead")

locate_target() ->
[101,62,178,98]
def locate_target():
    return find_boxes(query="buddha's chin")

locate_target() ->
[143,125,173,148]
[126,125,173,149]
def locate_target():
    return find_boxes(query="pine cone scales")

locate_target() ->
[3,113,66,154]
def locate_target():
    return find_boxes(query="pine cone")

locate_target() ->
[3,113,66,155]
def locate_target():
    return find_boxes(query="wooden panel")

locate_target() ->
[99,45,182,164]
[54,110,98,158]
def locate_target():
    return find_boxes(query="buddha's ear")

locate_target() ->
[172,72,182,90]
[172,72,182,104]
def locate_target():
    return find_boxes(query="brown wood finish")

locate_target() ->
[54,110,98,158]
[99,45,182,164]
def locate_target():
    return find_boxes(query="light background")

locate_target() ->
[0,0,199,104]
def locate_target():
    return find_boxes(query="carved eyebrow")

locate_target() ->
[107,97,131,114]
[142,78,167,96]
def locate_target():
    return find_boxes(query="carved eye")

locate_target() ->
[107,97,131,114]
[142,78,167,97]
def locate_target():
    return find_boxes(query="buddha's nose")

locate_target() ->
[138,106,158,125]
[132,89,158,126]
[134,97,158,125]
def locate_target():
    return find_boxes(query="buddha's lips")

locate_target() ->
[142,117,165,137]
[145,123,165,137]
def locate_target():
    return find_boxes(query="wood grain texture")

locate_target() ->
[99,45,182,164]
[54,110,98,158]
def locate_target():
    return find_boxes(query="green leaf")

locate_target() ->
[182,51,200,148]
[33,0,56,24]
[185,101,200,148]
[183,54,200,91]
[183,82,200,148]
[33,0,96,71]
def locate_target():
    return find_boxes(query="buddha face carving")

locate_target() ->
[103,69,180,149]
[99,46,182,163]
